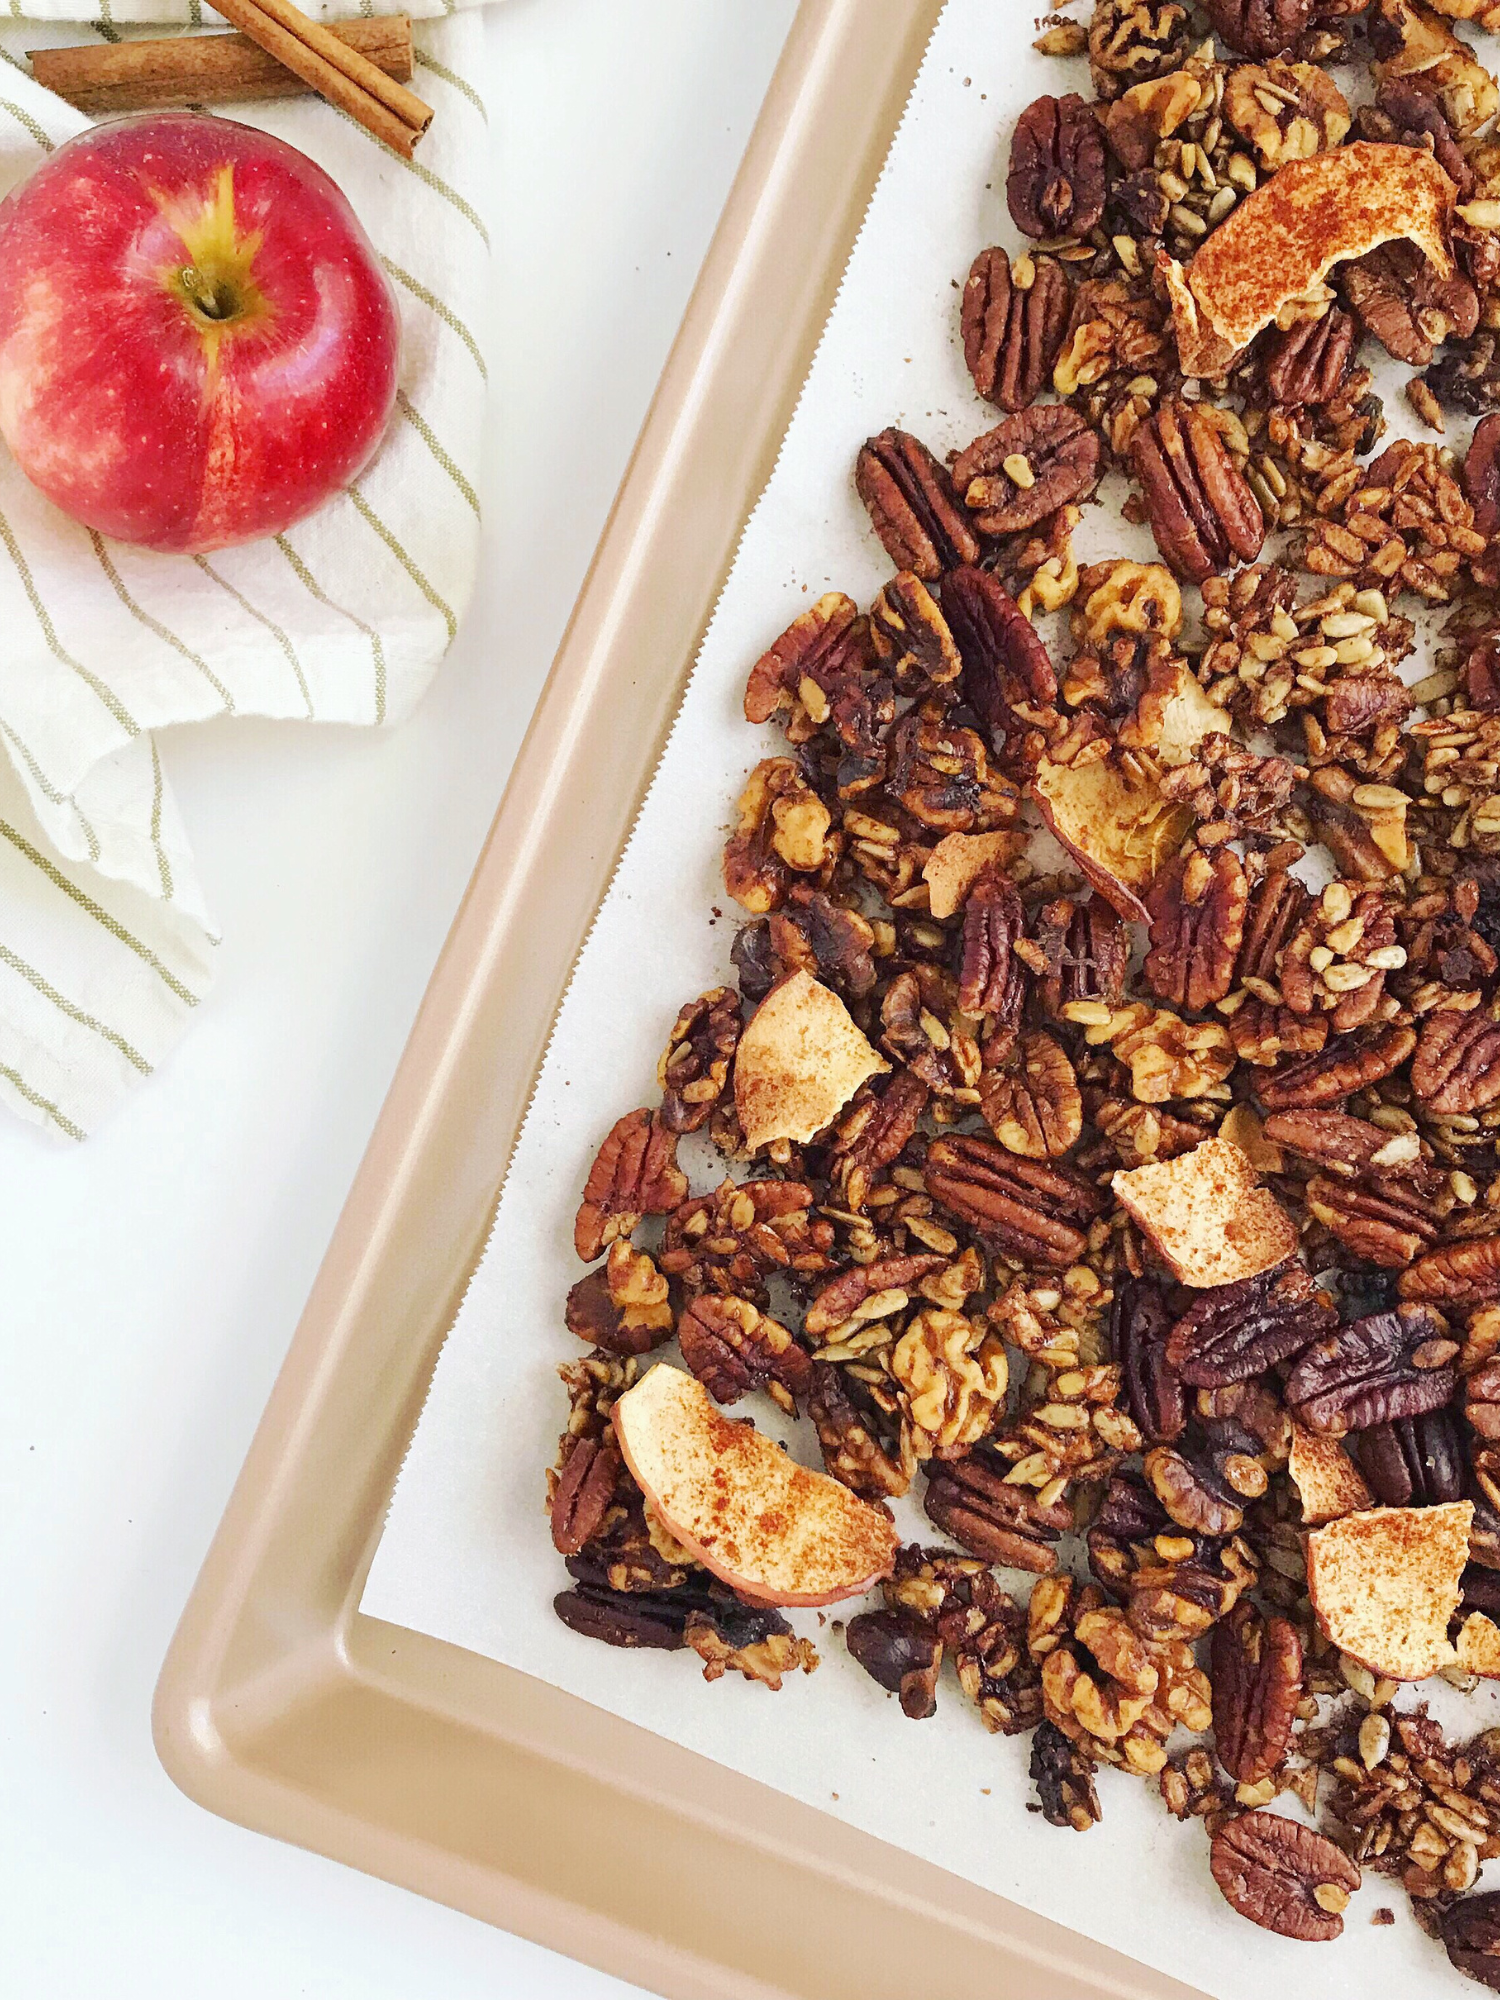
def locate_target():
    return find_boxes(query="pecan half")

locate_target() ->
[1168,1262,1337,1389]
[1305,1176,1442,1269]
[549,1434,624,1556]
[1255,1025,1417,1110]
[658,986,741,1133]
[1357,1406,1464,1506]
[1131,402,1266,585]
[677,1293,812,1412]
[1466,412,1500,540]
[1412,1008,1500,1115]
[942,564,1058,776]
[1210,1810,1359,1941]
[1211,1603,1304,1786]
[924,1450,1067,1572]
[1260,309,1357,408]
[954,405,1102,537]
[1443,1895,1500,1994]
[855,428,980,580]
[957,869,1027,1025]
[574,1108,687,1262]
[980,1031,1083,1160]
[803,1254,947,1339]
[825,1070,930,1211]
[1284,1304,1460,1434]
[1341,240,1479,367]
[742,592,873,738]
[962,247,1071,412]
[1030,896,1130,1017]
[1144,848,1248,1013]
[1007,92,1106,240]
[1113,1275,1188,1445]
[1144,1439,1258,1539]
[1401,1235,1500,1312]
[924,1134,1103,1268]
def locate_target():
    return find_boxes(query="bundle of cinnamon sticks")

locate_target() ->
[33,0,434,159]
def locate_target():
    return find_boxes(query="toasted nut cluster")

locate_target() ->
[549,14,1500,1984]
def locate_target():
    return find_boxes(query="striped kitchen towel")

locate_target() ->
[0,4,491,1137]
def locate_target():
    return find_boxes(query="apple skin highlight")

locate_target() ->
[0,113,400,552]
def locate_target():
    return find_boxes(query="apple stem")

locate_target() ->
[181,266,234,321]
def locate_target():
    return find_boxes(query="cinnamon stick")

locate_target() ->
[211,0,432,154]
[31,19,414,116]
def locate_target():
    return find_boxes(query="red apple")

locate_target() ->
[0,113,399,552]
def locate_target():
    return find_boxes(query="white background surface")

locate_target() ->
[0,3,796,1994]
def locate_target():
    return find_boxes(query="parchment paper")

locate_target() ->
[363,6,1499,1992]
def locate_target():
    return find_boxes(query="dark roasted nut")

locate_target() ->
[722,756,833,914]
[768,887,878,999]
[923,1134,1102,1268]
[1285,1304,1460,1435]
[1030,896,1130,1018]
[1031,1719,1103,1830]
[1167,1261,1338,1389]
[1341,240,1480,367]
[1402,1236,1500,1313]
[658,986,741,1133]
[958,869,1027,1024]
[1466,413,1500,541]
[1144,1443,1250,1539]
[855,427,981,580]
[881,1545,1044,1734]
[1088,0,1192,99]
[845,1608,942,1719]
[682,1600,818,1689]
[564,1241,674,1358]
[924,1450,1068,1572]
[549,1434,623,1556]
[742,592,873,739]
[1255,1025,1417,1111]
[1303,767,1409,883]
[1369,74,1472,194]
[1261,1107,1419,1177]
[1157,733,1298,844]
[1007,93,1105,240]
[954,406,1102,537]
[1236,866,1307,986]
[1131,402,1266,585]
[1412,1008,1500,1115]
[886,700,1018,833]
[1211,1602,1304,1786]
[808,1360,914,1499]
[1469,1359,1500,1443]
[962,247,1071,413]
[1202,0,1316,55]
[1209,1811,1360,1941]
[868,571,962,695]
[661,1178,835,1300]
[1357,1407,1464,1505]
[677,1293,812,1411]
[825,1069,930,1211]
[941,563,1058,775]
[1223,58,1350,169]
[1305,1176,1442,1270]
[881,966,980,1099]
[1144,848,1248,1013]
[574,1108,688,1262]
[1126,1532,1259,1643]
[1444,1895,1500,1994]
[980,1030,1082,1161]
[1260,308,1357,408]
[803,1252,950,1343]
[1112,1276,1187,1446]
[552,1575,690,1651]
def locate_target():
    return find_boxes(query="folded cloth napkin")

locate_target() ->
[0,1,490,1137]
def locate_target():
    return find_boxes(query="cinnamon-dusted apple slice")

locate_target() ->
[734,967,887,1149]
[923,830,1026,920]
[1163,143,1457,376]
[1288,1422,1373,1527]
[1457,1611,1500,1679]
[1305,1501,1472,1682]
[612,1363,898,1606]
[1112,1136,1298,1289]
[1029,666,1229,921]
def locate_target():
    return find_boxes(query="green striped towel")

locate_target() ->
[0,5,489,1137]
